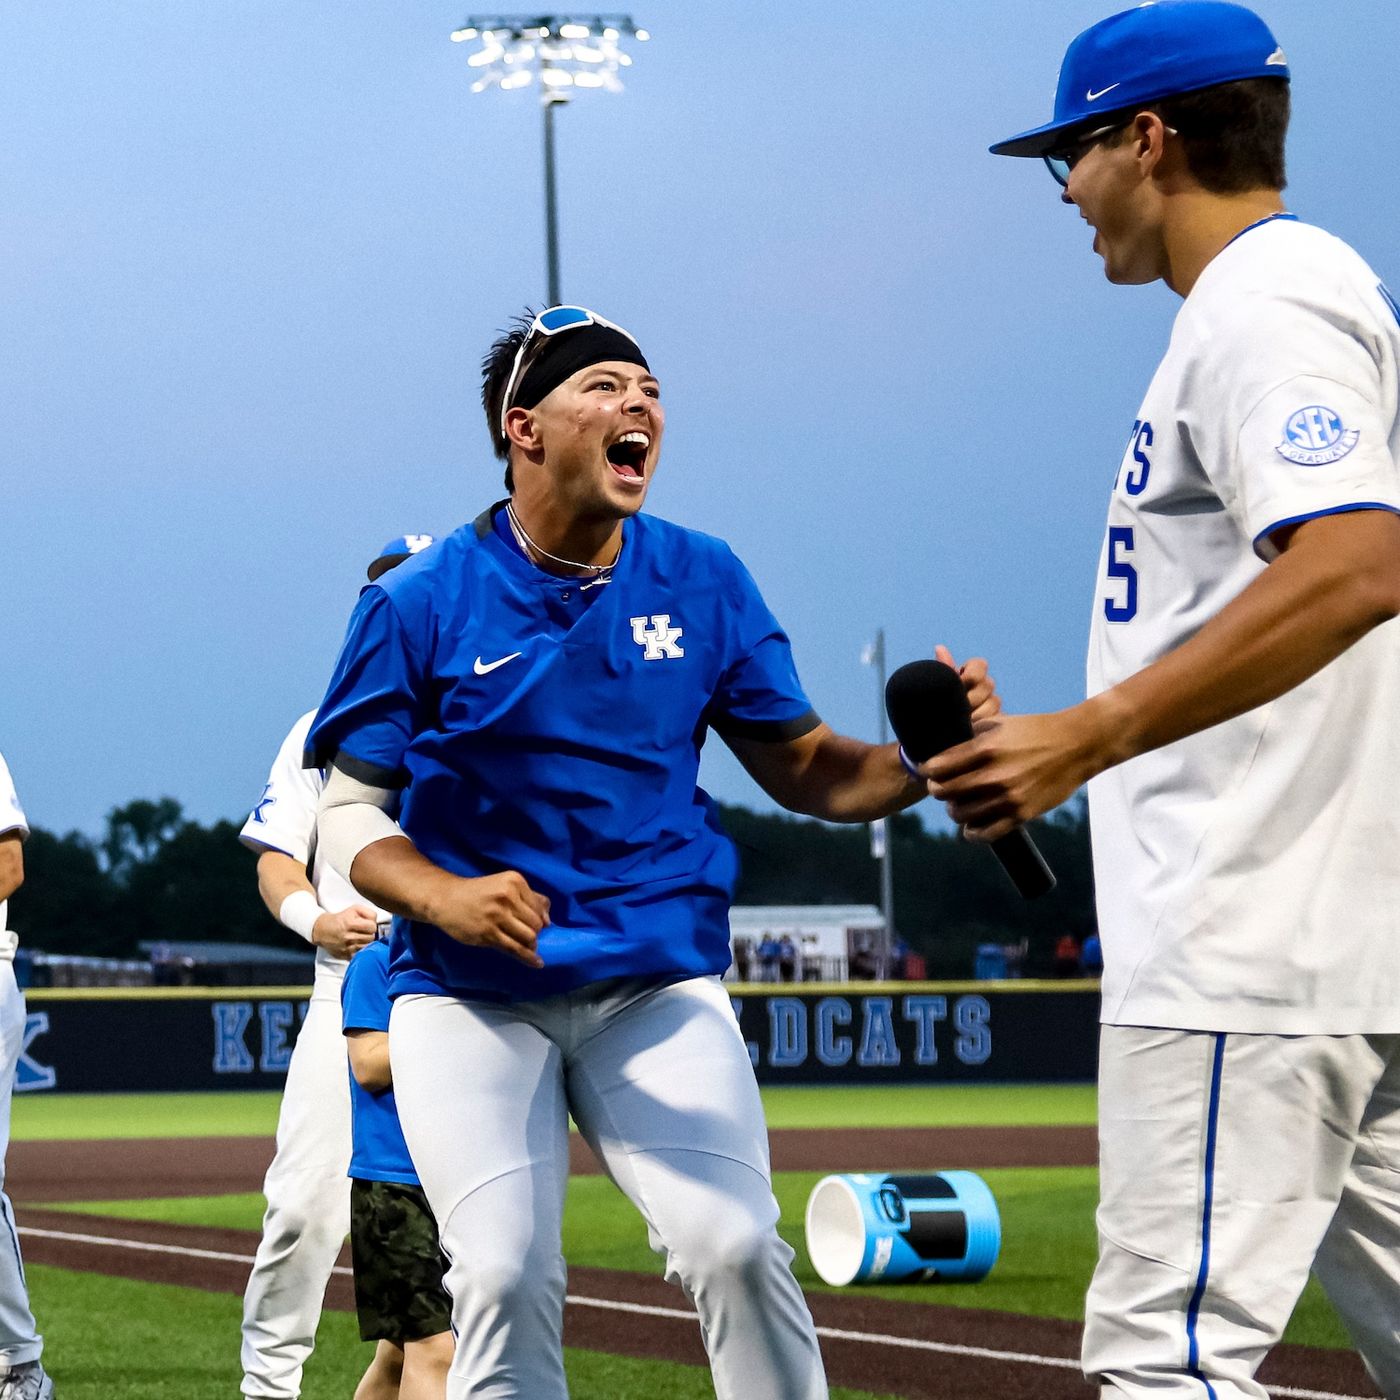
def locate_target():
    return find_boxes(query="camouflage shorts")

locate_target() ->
[350,1178,453,1344]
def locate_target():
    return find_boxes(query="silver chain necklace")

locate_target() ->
[505,500,621,589]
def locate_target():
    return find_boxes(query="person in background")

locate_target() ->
[0,752,52,1400]
[1080,931,1104,978]
[777,935,798,983]
[237,536,431,1400]
[757,933,781,984]
[1054,933,1082,979]
[342,936,452,1400]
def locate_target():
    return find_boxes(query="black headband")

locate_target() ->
[512,325,650,414]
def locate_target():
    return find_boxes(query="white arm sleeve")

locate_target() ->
[315,762,407,886]
[0,753,28,841]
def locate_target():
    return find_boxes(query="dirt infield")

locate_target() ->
[9,1124,1097,1202]
[13,1126,1379,1399]
[16,1206,1376,1399]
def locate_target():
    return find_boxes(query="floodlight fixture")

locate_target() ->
[452,15,646,97]
[452,14,649,302]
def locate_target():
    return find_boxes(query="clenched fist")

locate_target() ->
[312,904,380,960]
[431,870,551,968]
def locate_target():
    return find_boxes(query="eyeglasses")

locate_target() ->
[498,305,638,438]
[1043,123,1127,187]
[1043,120,1179,187]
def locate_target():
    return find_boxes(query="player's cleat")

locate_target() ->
[0,1361,55,1400]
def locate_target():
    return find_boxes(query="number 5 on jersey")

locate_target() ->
[1104,526,1137,622]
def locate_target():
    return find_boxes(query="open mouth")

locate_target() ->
[605,431,649,483]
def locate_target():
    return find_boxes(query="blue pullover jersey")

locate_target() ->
[307,506,818,1002]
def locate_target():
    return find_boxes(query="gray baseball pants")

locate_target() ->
[240,957,352,1398]
[0,962,42,1369]
[390,973,828,1400]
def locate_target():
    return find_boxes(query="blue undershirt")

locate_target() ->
[342,940,418,1185]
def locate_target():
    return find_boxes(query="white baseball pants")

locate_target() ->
[240,956,352,1399]
[0,962,42,1368]
[1084,1025,1400,1399]
[390,974,827,1400]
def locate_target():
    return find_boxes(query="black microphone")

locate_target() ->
[885,659,1057,900]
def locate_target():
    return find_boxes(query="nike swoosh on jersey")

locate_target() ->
[473,652,523,675]
[1086,83,1121,101]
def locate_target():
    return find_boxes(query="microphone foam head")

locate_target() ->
[885,659,974,762]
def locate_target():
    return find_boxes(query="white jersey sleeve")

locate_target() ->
[240,711,389,931]
[0,751,28,945]
[1184,242,1400,560]
[0,752,28,842]
[239,712,322,864]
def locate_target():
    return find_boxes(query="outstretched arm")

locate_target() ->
[926,510,1400,841]
[729,651,999,822]
[727,722,921,823]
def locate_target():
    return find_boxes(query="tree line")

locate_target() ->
[724,802,1095,975]
[11,796,1095,977]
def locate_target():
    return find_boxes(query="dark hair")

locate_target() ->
[480,309,537,493]
[1127,77,1290,194]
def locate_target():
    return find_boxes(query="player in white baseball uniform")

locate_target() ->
[238,537,432,1400]
[0,754,53,1400]
[925,5,1400,1397]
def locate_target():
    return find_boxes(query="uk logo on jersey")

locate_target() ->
[1276,405,1359,466]
[630,614,685,660]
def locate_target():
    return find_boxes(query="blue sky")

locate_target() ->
[4,1,1397,835]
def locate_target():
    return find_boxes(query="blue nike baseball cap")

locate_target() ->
[990,1,1290,159]
[367,533,435,581]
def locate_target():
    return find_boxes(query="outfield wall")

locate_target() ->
[18,981,1101,1092]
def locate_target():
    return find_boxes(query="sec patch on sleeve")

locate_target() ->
[1276,405,1360,466]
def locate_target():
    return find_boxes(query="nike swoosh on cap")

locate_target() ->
[473,652,523,675]
[1086,83,1121,101]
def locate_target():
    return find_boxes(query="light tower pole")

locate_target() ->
[541,85,563,303]
[863,629,896,975]
[451,14,650,305]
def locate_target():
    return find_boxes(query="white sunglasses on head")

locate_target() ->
[498,305,639,438]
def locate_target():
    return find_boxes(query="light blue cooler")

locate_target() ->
[804,1171,1001,1285]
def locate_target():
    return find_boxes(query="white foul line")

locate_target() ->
[19,1225,354,1278]
[561,1298,1368,1400]
[20,1226,1371,1400]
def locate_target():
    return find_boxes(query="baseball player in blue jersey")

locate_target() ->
[0,754,52,1400]
[237,537,432,1400]
[926,4,1400,1396]
[307,305,998,1399]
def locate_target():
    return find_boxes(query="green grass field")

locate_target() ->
[11,1082,1099,1140]
[27,1267,901,1400]
[20,1084,1355,1397]
[52,1165,1350,1350]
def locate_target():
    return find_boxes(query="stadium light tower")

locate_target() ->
[451,14,650,304]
